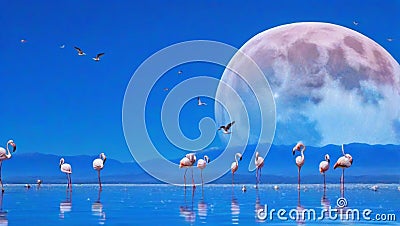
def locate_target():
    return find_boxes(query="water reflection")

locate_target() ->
[59,190,72,219]
[179,187,195,223]
[0,193,8,226]
[254,189,265,223]
[231,188,240,225]
[92,189,106,224]
[296,188,305,225]
[321,186,330,218]
[197,186,207,223]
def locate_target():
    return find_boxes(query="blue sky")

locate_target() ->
[1,0,399,162]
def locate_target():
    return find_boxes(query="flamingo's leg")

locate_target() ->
[98,170,102,190]
[0,162,3,192]
[184,168,188,188]
[191,167,196,188]
[298,167,301,190]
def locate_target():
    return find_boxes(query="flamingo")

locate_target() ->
[255,152,264,186]
[93,153,107,190]
[292,142,305,190]
[231,153,242,185]
[218,121,235,134]
[179,153,196,188]
[92,53,105,61]
[197,155,210,186]
[334,144,353,197]
[59,158,72,190]
[319,154,330,189]
[0,140,16,192]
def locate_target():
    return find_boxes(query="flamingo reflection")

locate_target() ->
[231,190,240,225]
[59,190,72,219]
[198,189,207,223]
[92,189,106,224]
[255,189,265,222]
[296,188,305,225]
[321,185,330,218]
[179,187,195,223]
[0,193,7,226]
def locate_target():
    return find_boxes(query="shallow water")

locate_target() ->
[0,184,399,225]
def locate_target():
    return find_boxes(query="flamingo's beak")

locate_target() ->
[239,156,242,161]
[207,159,210,163]
[11,142,16,152]
[292,150,295,155]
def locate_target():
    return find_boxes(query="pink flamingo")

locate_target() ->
[180,153,196,188]
[255,152,264,186]
[292,142,305,190]
[59,158,72,190]
[231,153,242,185]
[93,153,107,190]
[319,154,330,189]
[0,140,16,192]
[334,144,353,197]
[197,155,210,186]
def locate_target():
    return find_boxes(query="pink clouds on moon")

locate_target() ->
[217,22,400,146]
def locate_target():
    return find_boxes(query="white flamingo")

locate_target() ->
[93,153,107,190]
[292,142,305,190]
[197,155,210,186]
[59,158,72,190]
[231,153,242,185]
[334,144,353,196]
[255,152,264,186]
[0,140,16,192]
[179,153,196,188]
[319,154,330,189]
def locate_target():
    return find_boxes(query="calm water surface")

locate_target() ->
[0,184,399,225]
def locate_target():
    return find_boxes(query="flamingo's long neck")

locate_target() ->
[235,154,239,166]
[5,142,12,159]
[300,147,305,160]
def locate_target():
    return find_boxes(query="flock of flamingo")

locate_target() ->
[0,139,107,191]
[179,141,354,193]
[0,138,391,194]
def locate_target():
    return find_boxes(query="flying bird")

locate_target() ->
[0,140,16,192]
[319,154,330,189]
[60,44,65,49]
[218,121,235,134]
[197,97,207,106]
[59,158,72,190]
[334,144,353,196]
[255,152,264,186]
[293,142,306,190]
[231,152,242,185]
[387,38,394,42]
[163,88,169,91]
[197,155,210,186]
[178,70,183,75]
[93,53,105,61]
[179,153,196,188]
[74,46,86,56]
[353,21,359,26]
[93,153,107,190]
[20,39,27,43]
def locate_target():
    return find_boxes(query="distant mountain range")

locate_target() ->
[2,143,399,184]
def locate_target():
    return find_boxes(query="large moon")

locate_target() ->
[216,22,400,146]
